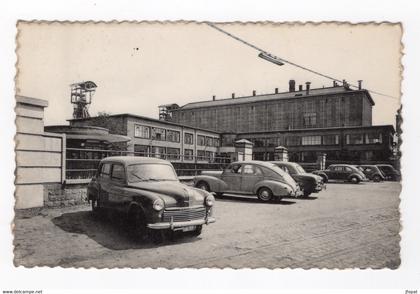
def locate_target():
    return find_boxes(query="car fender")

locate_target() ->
[194,175,227,192]
[253,180,293,197]
[312,171,329,181]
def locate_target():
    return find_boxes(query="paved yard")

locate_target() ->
[13,181,401,269]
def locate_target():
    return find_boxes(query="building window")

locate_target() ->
[134,125,150,138]
[253,139,265,147]
[302,136,321,145]
[323,135,340,145]
[286,136,301,146]
[197,135,205,146]
[303,112,317,127]
[205,151,215,162]
[214,137,220,147]
[205,136,213,147]
[151,127,166,141]
[184,149,193,160]
[152,146,166,158]
[166,147,180,160]
[197,150,206,160]
[184,133,194,145]
[134,144,149,156]
[365,133,382,144]
[166,130,180,142]
[345,134,364,145]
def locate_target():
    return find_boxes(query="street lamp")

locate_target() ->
[258,52,284,66]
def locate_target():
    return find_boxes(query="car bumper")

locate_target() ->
[314,182,326,192]
[147,217,216,230]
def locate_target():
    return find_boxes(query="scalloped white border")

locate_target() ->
[1,0,420,292]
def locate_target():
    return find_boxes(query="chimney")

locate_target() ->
[333,81,338,87]
[305,82,311,95]
[299,85,303,91]
[212,95,216,101]
[275,88,279,94]
[232,93,235,99]
[289,79,296,92]
[252,90,256,96]
[358,80,363,90]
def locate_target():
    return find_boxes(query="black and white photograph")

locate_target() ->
[12,21,404,270]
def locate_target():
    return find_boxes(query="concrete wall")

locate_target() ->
[15,96,65,209]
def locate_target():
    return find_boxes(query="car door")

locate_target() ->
[240,164,264,194]
[107,163,128,211]
[98,162,112,207]
[335,166,347,180]
[220,163,243,193]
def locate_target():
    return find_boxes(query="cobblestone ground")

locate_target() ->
[13,181,401,269]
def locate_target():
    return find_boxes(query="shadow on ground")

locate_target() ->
[51,210,200,250]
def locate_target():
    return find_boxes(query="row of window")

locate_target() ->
[134,124,220,146]
[249,133,383,147]
[133,144,215,161]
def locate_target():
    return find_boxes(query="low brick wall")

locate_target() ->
[44,183,89,208]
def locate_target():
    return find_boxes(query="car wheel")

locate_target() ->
[215,192,223,198]
[128,208,147,241]
[197,181,210,192]
[303,191,311,198]
[350,176,360,184]
[91,196,102,215]
[257,187,273,202]
[373,175,381,182]
[191,225,203,237]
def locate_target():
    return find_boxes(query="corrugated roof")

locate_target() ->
[177,87,374,110]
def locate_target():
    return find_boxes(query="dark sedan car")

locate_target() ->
[87,156,215,241]
[270,161,325,197]
[357,165,385,182]
[376,164,401,181]
[312,164,368,184]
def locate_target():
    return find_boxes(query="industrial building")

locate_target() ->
[160,80,395,163]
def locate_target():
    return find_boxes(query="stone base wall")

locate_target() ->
[44,183,88,207]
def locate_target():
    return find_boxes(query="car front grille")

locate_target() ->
[162,207,207,222]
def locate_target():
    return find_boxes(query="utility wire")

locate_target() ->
[205,22,399,100]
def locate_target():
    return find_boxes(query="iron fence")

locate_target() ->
[65,147,231,180]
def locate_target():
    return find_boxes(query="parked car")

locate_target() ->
[270,161,325,197]
[194,161,302,202]
[312,164,367,184]
[87,156,215,241]
[357,165,385,182]
[376,164,401,181]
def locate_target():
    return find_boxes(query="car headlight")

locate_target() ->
[205,194,215,207]
[153,198,164,211]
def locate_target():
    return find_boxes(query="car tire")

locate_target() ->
[191,225,203,237]
[128,207,147,241]
[196,181,210,192]
[215,192,223,198]
[350,176,360,184]
[303,191,311,198]
[373,175,381,182]
[91,196,102,216]
[257,187,273,202]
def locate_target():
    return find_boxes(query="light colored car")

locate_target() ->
[194,161,302,202]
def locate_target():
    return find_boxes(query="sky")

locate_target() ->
[16,22,402,126]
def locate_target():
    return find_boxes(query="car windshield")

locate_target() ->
[294,164,306,174]
[266,163,296,184]
[127,163,178,183]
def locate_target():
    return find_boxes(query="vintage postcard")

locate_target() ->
[14,21,402,269]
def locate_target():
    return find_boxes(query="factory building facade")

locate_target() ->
[168,81,373,133]
[161,80,395,164]
[69,114,222,163]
